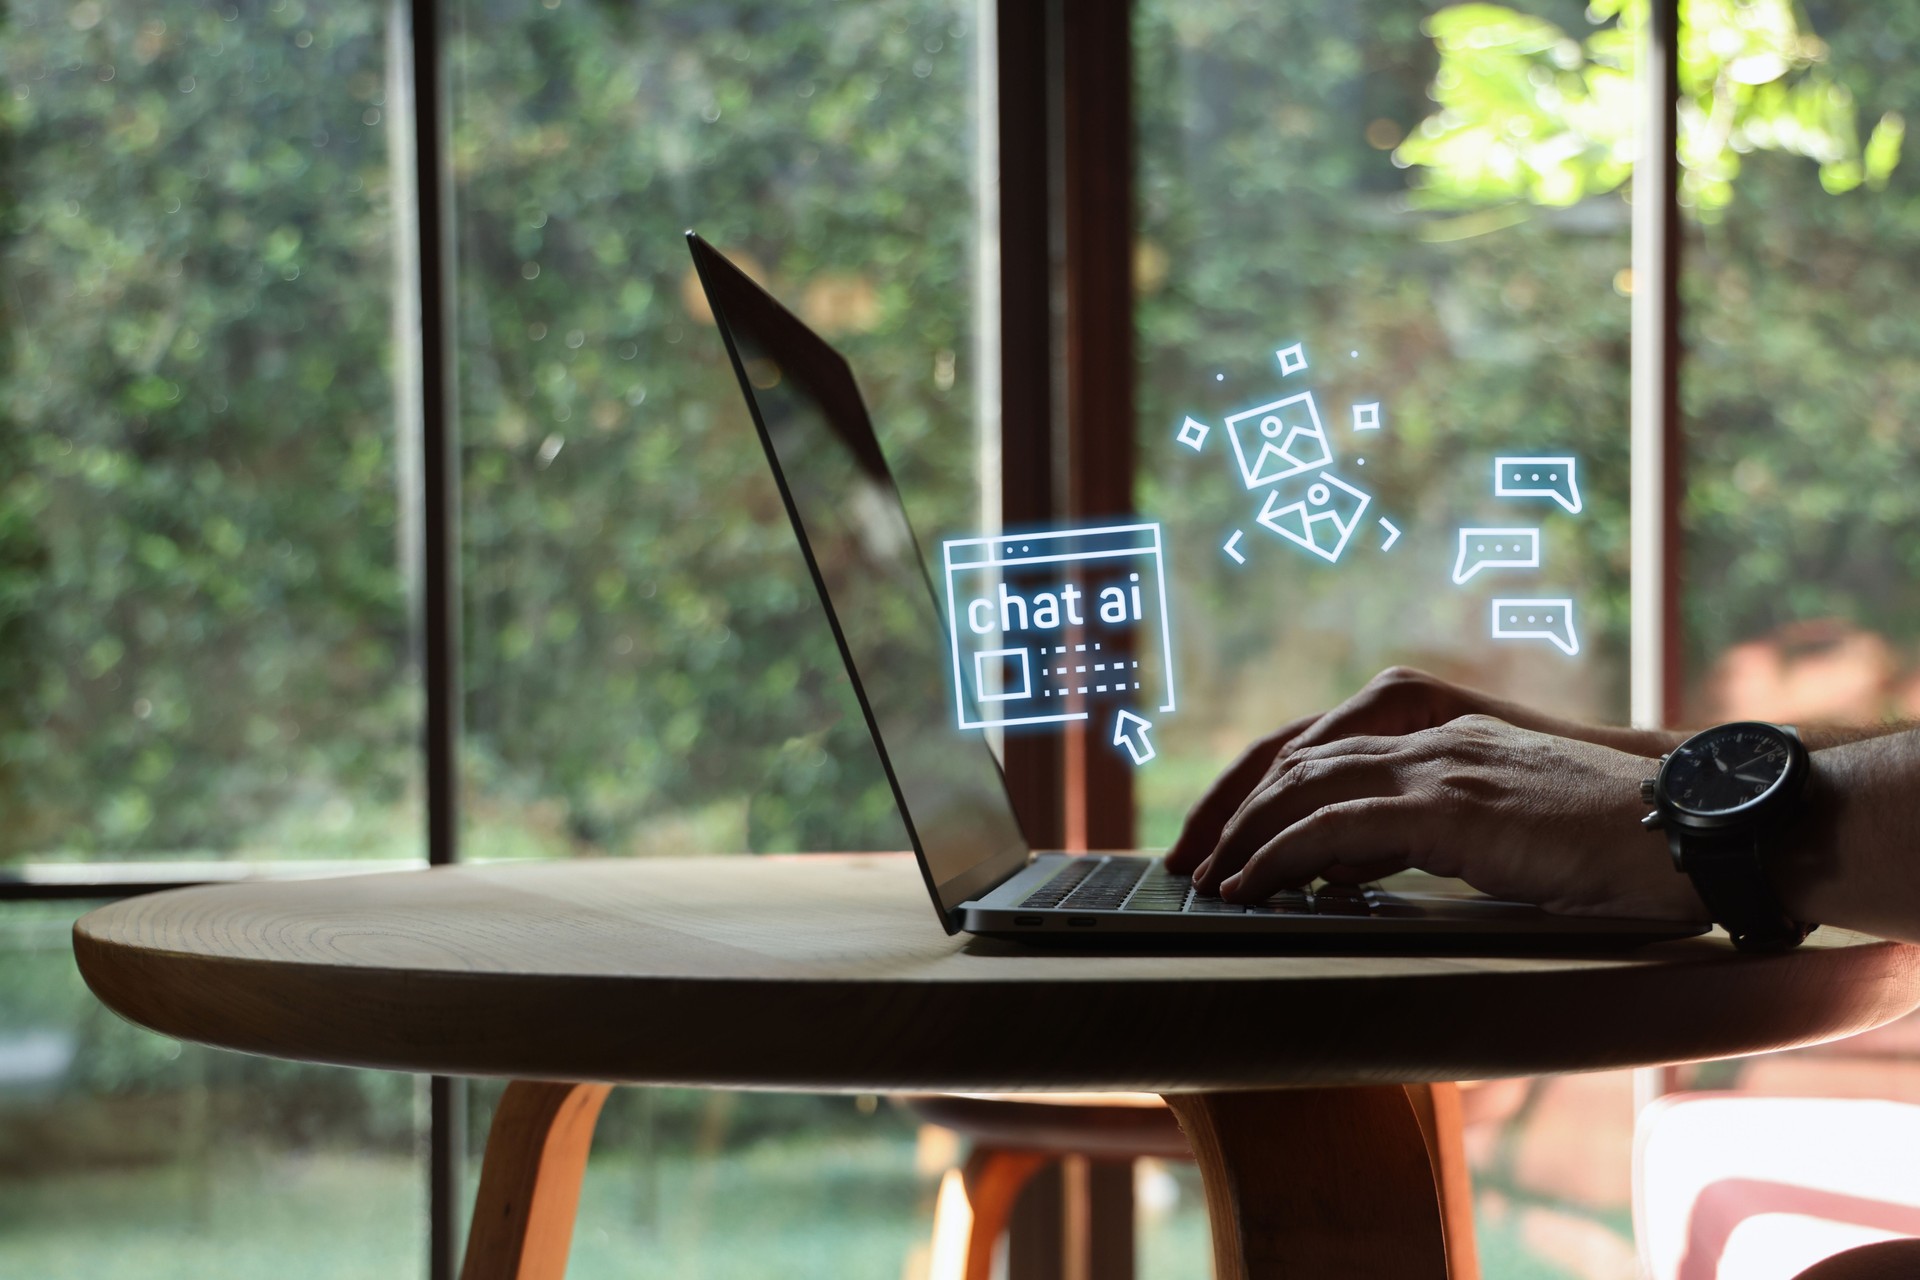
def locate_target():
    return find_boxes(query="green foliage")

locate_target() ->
[448,0,973,853]
[1135,0,1637,812]
[2,0,418,861]
[1383,0,1920,712]
[1399,0,1906,214]
[1,0,984,861]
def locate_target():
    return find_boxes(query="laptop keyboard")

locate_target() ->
[1016,854,1379,916]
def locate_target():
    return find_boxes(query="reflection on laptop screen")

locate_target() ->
[688,235,1030,924]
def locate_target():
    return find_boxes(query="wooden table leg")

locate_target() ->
[961,1148,1053,1280]
[1163,1085,1456,1280]
[1407,1082,1480,1280]
[460,1080,614,1280]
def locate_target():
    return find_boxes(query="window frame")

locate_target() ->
[3,2,1691,1275]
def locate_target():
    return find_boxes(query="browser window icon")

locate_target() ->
[941,523,1177,734]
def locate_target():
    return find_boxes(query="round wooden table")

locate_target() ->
[73,854,1920,1280]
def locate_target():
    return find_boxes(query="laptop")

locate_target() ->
[686,231,1706,946]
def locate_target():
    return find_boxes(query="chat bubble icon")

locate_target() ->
[1494,456,1582,514]
[1451,527,1542,585]
[1491,598,1579,656]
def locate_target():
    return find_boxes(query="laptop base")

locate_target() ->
[962,854,1709,945]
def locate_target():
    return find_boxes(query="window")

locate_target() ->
[2,0,427,1270]
[451,0,987,860]
[1134,0,1634,844]
[7,1,1920,1277]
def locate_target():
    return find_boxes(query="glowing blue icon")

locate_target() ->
[942,523,1177,732]
[1112,710,1156,766]
[1352,402,1381,432]
[1451,527,1542,585]
[1225,391,1332,489]
[1223,529,1247,564]
[1491,598,1579,656]
[1495,456,1582,515]
[1377,517,1401,551]
[973,647,1032,702]
[1255,473,1372,564]
[1176,416,1210,451]
[1275,342,1307,376]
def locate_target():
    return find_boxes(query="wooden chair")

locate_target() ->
[908,1086,1481,1280]
[1635,1094,1920,1280]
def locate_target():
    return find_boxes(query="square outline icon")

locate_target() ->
[1275,342,1307,376]
[1176,415,1209,451]
[973,647,1032,703]
[1352,402,1381,431]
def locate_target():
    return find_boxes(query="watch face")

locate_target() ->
[1662,725,1795,816]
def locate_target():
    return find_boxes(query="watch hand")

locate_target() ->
[1712,750,1730,773]
[1733,771,1771,784]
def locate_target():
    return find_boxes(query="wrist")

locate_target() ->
[1769,747,1844,926]
[1640,722,1814,950]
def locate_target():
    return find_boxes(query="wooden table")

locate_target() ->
[73,854,1920,1280]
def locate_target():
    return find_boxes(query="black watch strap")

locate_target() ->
[1681,834,1814,953]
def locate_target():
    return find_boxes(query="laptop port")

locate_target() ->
[1014,915,1043,926]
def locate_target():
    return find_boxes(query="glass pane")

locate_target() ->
[0,0,422,868]
[462,1086,1218,1280]
[1679,4,1920,1257]
[0,903,426,1278]
[465,1083,936,1279]
[1681,0,1920,726]
[1134,7,1645,1276]
[452,0,987,859]
[1133,0,1636,847]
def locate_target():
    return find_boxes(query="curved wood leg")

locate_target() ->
[1164,1086,1450,1280]
[962,1148,1053,1280]
[460,1080,614,1280]
[1407,1082,1480,1280]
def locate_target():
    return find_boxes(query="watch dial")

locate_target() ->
[1663,726,1793,815]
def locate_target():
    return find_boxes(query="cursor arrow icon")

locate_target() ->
[1112,710,1157,767]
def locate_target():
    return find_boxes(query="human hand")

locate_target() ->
[1164,667,1495,875]
[1192,715,1708,922]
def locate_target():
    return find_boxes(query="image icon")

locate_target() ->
[1491,598,1580,656]
[1225,391,1332,490]
[942,523,1177,732]
[1176,416,1209,451]
[1494,456,1582,515]
[1255,472,1372,564]
[1451,528,1543,585]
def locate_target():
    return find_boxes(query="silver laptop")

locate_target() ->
[687,231,1705,946]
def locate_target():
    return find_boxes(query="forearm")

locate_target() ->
[1776,729,1920,945]
[1799,720,1919,750]
[1529,716,1913,761]
[1466,692,1680,759]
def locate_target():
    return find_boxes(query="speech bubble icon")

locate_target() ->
[1451,527,1542,585]
[1494,456,1582,515]
[1491,598,1579,656]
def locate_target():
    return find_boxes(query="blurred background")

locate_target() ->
[5,0,1920,1275]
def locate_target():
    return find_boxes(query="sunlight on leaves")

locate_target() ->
[1398,0,1903,218]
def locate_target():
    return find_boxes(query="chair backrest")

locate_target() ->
[1635,1093,1920,1280]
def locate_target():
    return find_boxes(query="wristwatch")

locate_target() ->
[1639,721,1816,952]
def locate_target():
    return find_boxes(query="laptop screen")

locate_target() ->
[688,234,1032,929]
